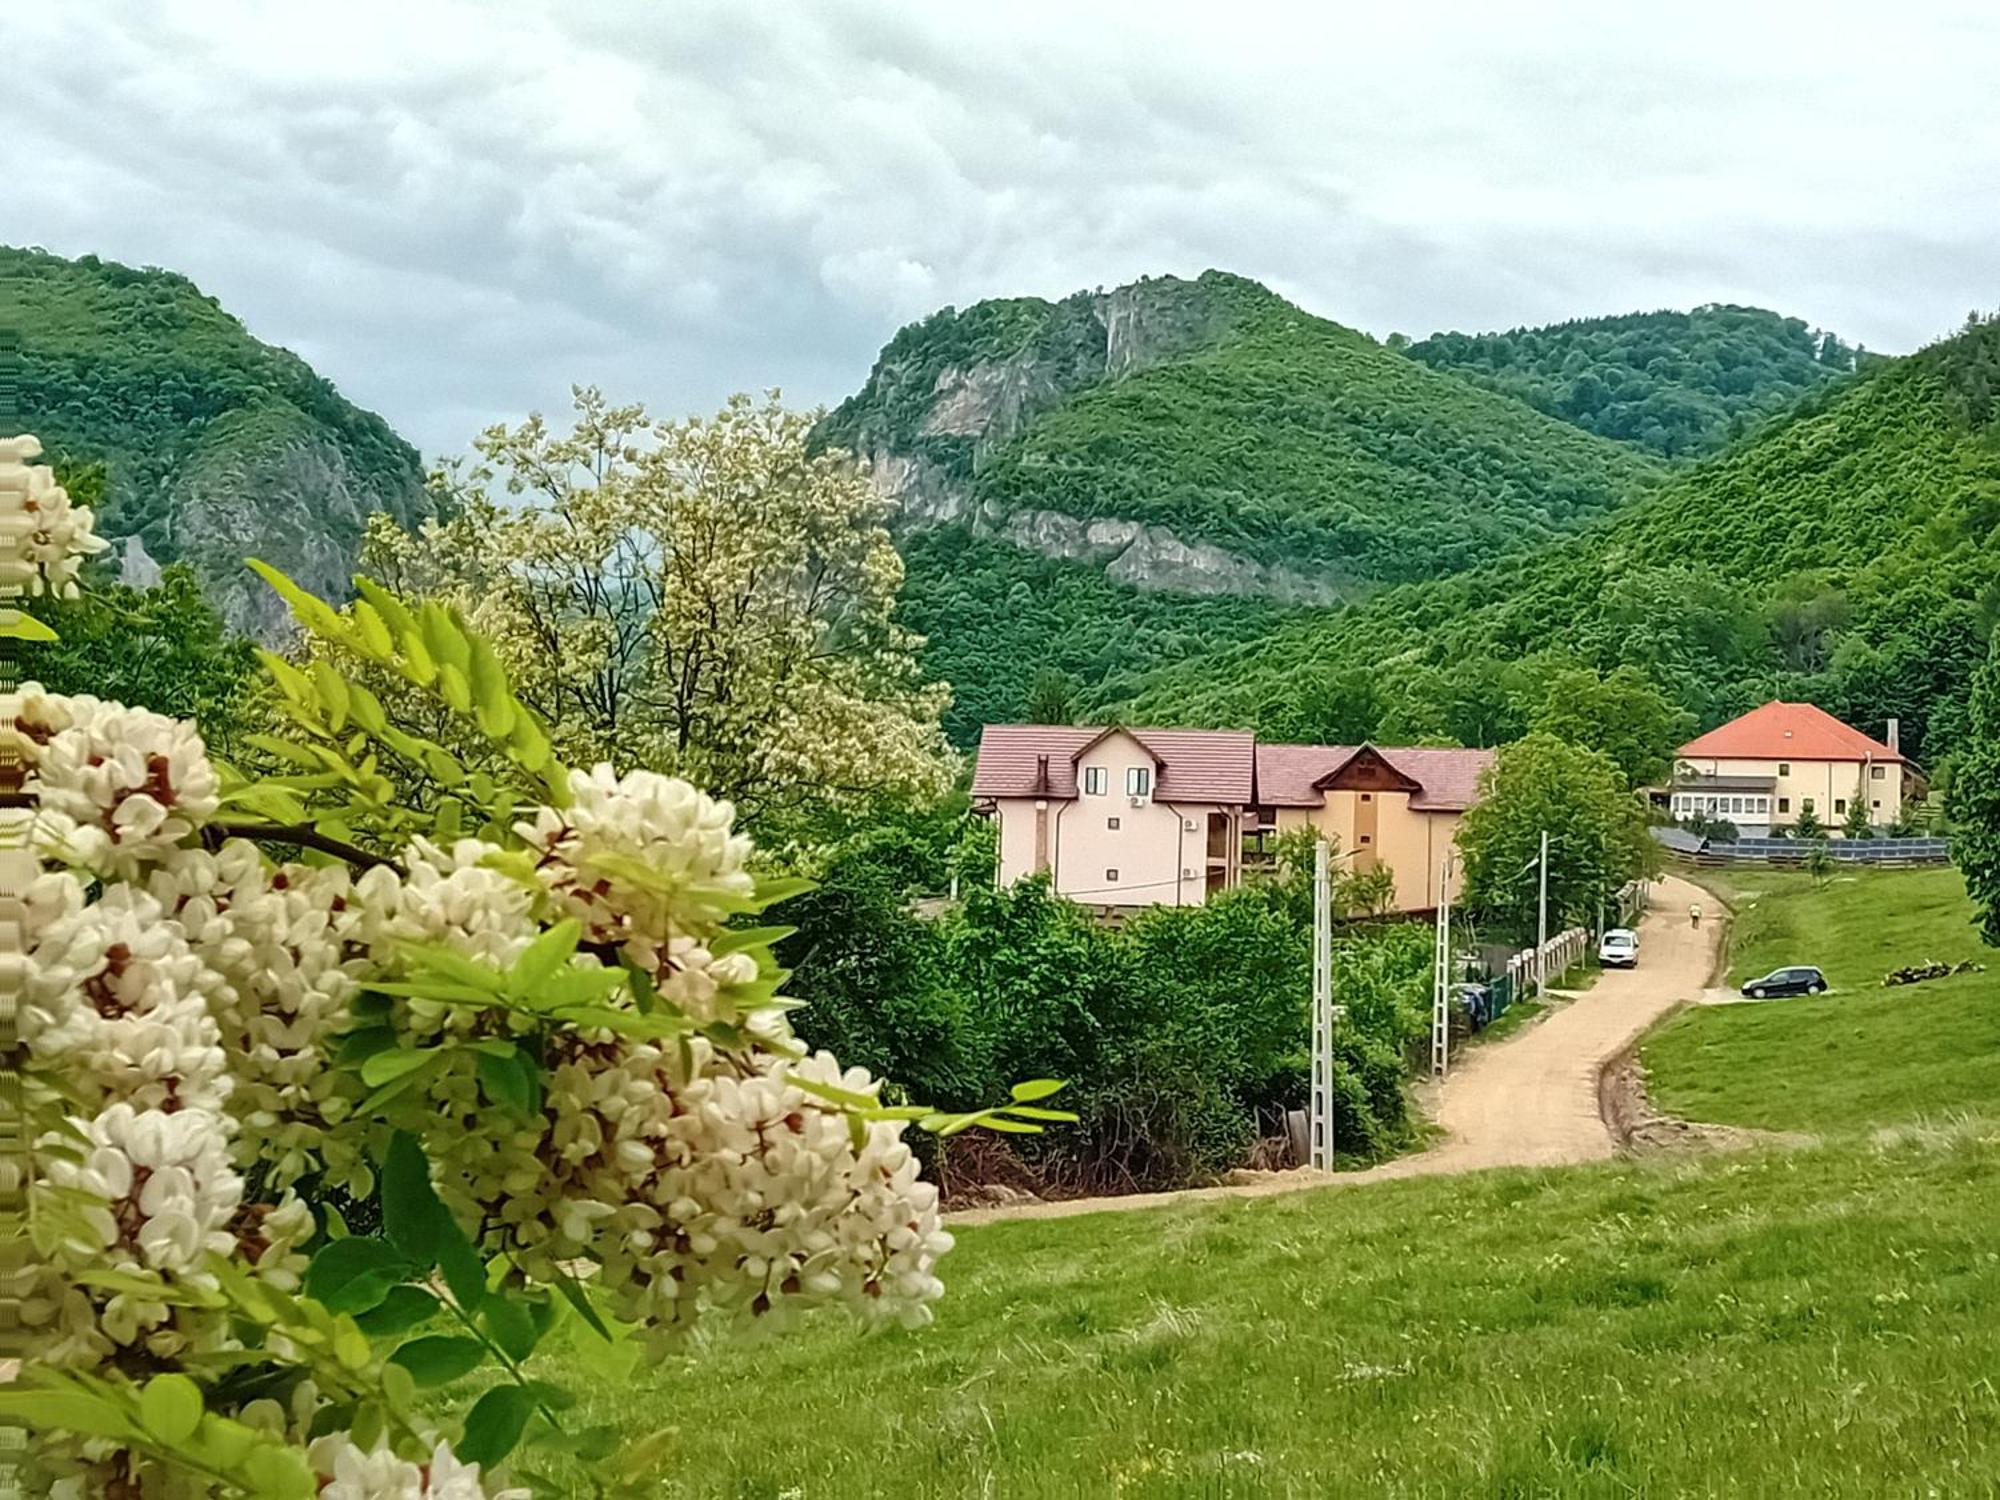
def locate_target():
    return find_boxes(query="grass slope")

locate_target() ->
[520,865,2000,1496]
[1644,868,2000,1136]
[1408,305,1867,460]
[1130,318,2000,764]
[546,1135,2000,1496]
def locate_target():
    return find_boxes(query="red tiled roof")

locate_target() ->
[1679,701,1901,764]
[970,725,1255,804]
[1254,743,1493,811]
[1254,743,1355,805]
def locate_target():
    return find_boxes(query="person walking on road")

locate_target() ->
[1689,902,1702,928]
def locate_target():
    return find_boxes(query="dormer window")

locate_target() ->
[1126,766,1152,797]
[1083,767,1107,796]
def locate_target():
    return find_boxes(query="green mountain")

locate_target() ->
[1406,305,1869,460]
[3,246,431,637]
[821,271,1662,742]
[1128,316,2000,774]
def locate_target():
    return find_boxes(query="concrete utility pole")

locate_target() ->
[1309,838,1333,1169]
[1431,851,1454,1078]
[1535,829,1550,997]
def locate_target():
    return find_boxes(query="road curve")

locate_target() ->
[949,873,1720,1226]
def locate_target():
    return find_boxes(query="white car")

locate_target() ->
[1599,928,1639,968]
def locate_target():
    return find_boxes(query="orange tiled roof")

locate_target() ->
[1679,701,1901,763]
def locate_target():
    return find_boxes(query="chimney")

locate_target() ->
[1034,753,1051,795]
[1886,718,1900,753]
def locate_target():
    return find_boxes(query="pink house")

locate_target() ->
[971,724,1493,913]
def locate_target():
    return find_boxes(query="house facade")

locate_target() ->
[1670,701,1904,835]
[971,724,1492,913]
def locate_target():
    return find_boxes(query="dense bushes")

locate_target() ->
[783,832,1433,1194]
[1408,305,1866,459]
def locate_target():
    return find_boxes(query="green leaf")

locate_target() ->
[548,1264,615,1343]
[351,599,396,660]
[355,576,420,644]
[477,1049,539,1115]
[514,918,582,994]
[0,607,58,641]
[397,940,509,994]
[1009,1079,1068,1103]
[710,924,796,957]
[355,1284,439,1337]
[359,1046,440,1089]
[389,1334,487,1388]
[336,1026,399,1066]
[0,1388,135,1439]
[304,1236,413,1315]
[381,1131,444,1266]
[750,875,817,908]
[457,1384,537,1469]
[438,661,473,714]
[467,636,517,739]
[312,658,352,731]
[138,1374,203,1444]
[249,559,351,643]
[481,1294,543,1363]
[239,1441,317,1499]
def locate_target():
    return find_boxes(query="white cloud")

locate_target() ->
[10,0,2000,455]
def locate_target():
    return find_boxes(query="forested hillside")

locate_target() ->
[823,271,1661,740]
[1407,306,1868,459]
[4,246,431,636]
[1130,316,2000,782]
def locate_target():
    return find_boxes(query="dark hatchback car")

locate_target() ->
[1740,965,1827,999]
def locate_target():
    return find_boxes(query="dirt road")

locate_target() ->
[950,873,1720,1226]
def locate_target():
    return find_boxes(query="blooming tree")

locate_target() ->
[360,389,954,828]
[0,435,1061,1496]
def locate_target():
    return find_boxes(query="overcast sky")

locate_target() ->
[14,1,2000,457]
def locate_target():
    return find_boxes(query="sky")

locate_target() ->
[12,1,2000,457]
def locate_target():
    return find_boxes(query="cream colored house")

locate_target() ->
[971,725,1492,913]
[1671,701,1904,834]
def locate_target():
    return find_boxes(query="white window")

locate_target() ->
[1083,767,1107,796]
[1779,762,1791,776]
[1126,766,1152,797]
[1106,816,1120,830]
[1105,868,1119,882]
[1729,797,1743,814]
[1871,765,1886,780]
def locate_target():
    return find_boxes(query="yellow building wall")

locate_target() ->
[1275,796,1468,910]
[1680,755,1902,829]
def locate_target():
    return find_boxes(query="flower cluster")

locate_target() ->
[0,434,109,599]
[360,766,951,1352]
[10,438,954,1497]
[309,1437,528,1500]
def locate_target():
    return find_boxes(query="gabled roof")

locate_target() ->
[1679,701,1902,764]
[1255,742,1494,811]
[970,725,1255,804]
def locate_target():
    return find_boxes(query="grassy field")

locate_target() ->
[520,867,2000,1496]
[1643,867,2000,1135]
[542,1129,2000,1497]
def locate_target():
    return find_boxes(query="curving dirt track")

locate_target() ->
[949,873,1721,1226]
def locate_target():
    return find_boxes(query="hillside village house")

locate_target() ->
[970,725,1493,913]
[1669,701,1904,835]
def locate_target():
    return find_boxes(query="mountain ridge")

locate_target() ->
[2,245,432,637]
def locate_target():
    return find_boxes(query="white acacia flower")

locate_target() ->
[311,1436,528,1500]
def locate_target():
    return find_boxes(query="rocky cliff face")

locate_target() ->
[819,271,1350,602]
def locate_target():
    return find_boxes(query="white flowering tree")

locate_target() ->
[0,436,1064,1497]
[361,390,955,828]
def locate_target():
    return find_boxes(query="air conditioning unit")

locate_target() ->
[1129,794,1151,808]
